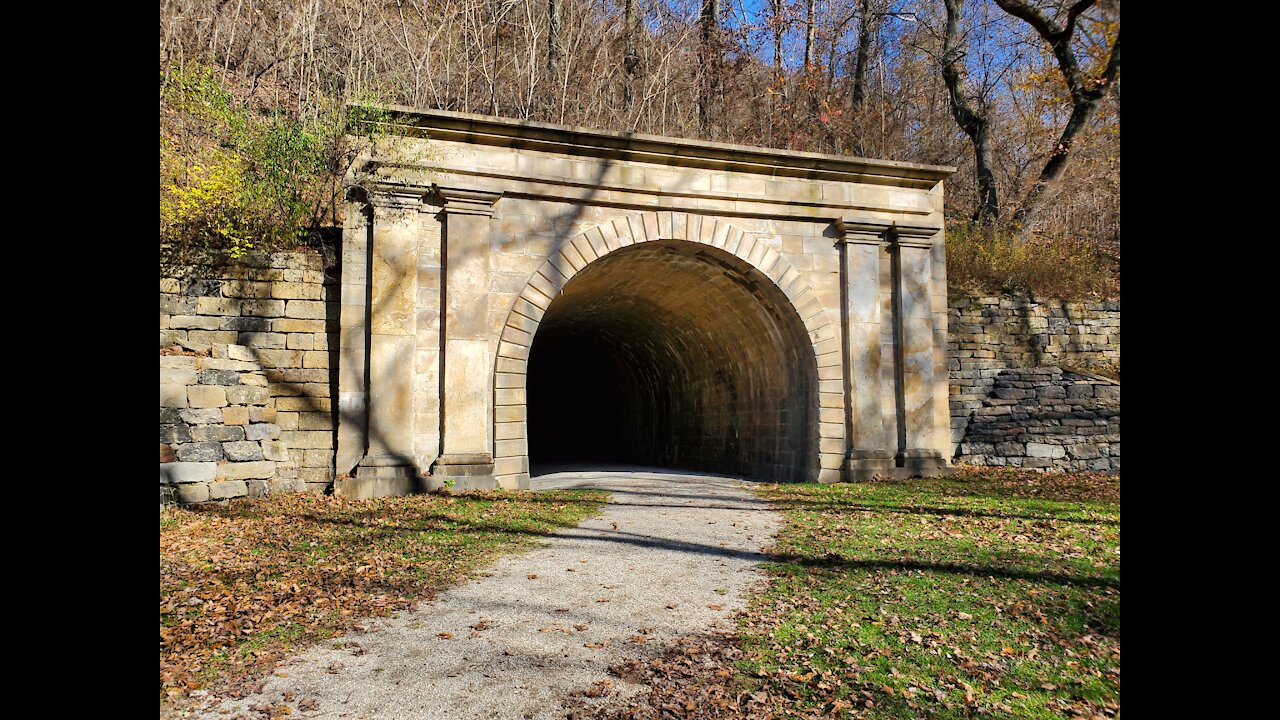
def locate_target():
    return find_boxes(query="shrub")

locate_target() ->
[946,221,1118,300]
[159,63,363,274]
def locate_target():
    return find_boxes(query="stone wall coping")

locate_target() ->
[350,105,956,190]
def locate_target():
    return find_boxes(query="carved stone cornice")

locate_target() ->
[887,222,940,249]
[365,182,428,210]
[353,106,956,190]
[835,219,941,249]
[834,219,894,246]
[432,185,503,217]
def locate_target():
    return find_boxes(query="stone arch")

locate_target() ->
[492,210,843,488]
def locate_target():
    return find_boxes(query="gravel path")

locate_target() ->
[199,468,781,720]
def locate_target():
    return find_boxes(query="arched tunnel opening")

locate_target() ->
[527,240,819,482]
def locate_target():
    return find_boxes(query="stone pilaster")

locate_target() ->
[335,187,370,479]
[888,223,947,475]
[429,185,503,490]
[836,220,894,481]
[346,184,424,498]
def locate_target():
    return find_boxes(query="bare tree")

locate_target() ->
[159,0,1120,288]
[548,0,564,117]
[623,0,640,108]
[940,0,998,222]
[802,0,818,116]
[994,0,1120,231]
[850,0,879,110]
[699,0,721,135]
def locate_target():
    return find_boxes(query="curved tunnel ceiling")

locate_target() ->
[527,240,819,482]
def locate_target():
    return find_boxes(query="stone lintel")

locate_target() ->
[432,185,503,217]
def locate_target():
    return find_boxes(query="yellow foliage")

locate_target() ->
[160,155,256,260]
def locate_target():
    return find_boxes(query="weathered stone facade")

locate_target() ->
[334,107,957,496]
[160,251,339,504]
[953,367,1119,472]
[160,111,1122,505]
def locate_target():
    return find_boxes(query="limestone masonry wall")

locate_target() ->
[946,296,1120,455]
[160,252,1121,506]
[160,251,338,506]
[159,346,305,505]
[953,367,1119,472]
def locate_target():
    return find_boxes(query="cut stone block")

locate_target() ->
[216,461,276,481]
[209,480,249,500]
[223,441,265,462]
[161,462,217,484]
[187,386,227,408]
[176,442,224,462]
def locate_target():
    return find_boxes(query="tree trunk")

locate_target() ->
[851,0,876,109]
[699,0,721,135]
[993,0,1120,232]
[941,0,998,222]
[623,0,638,109]
[804,0,815,70]
[547,0,563,118]
[804,0,818,116]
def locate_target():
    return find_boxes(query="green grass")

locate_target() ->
[160,489,604,709]
[736,470,1119,719]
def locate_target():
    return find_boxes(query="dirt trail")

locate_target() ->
[198,469,782,719]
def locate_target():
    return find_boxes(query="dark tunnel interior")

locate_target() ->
[526,240,818,482]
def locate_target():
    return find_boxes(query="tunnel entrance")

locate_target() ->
[527,240,819,482]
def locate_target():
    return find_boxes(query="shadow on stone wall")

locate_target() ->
[953,367,1119,473]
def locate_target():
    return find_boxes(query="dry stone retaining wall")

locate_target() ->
[159,345,305,506]
[160,250,338,506]
[947,296,1120,454]
[953,367,1119,472]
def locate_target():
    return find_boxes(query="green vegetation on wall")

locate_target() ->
[159,63,386,274]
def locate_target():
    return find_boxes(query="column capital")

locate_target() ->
[834,219,941,248]
[886,223,941,249]
[365,182,428,210]
[833,219,893,245]
[432,185,503,217]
